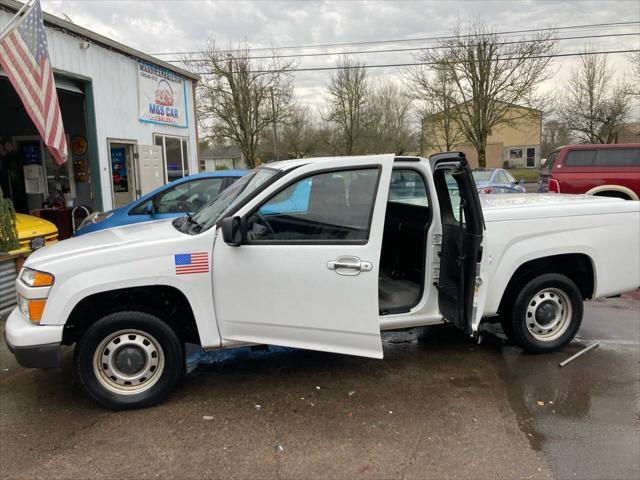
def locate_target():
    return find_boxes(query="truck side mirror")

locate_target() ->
[221,216,243,246]
[518,178,525,185]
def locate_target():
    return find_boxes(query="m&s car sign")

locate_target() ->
[138,61,188,128]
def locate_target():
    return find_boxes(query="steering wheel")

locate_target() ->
[256,211,275,236]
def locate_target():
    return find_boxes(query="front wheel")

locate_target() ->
[502,273,583,353]
[75,311,184,410]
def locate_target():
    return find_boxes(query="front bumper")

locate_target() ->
[4,308,63,369]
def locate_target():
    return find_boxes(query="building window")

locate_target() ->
[525,147,536,168]
[154,134,189,183]
[509,149,523,159]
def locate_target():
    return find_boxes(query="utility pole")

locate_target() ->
[270,86,279,161]
[419,115,426,157]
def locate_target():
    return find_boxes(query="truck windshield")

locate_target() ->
[181,168,279,234]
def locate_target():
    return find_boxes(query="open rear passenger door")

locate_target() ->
[430,153,485,333]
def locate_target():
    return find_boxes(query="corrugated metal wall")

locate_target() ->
[0,8,200,212]
[0,259,18,317]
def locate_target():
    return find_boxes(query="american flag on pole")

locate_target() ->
[0,0,68,165]
[174,253,209,275]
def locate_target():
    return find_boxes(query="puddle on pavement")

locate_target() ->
[492,335,636,453]
[183,320,636,467]
[496,342,586,450]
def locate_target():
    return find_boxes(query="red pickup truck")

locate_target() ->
[538,144,640,200]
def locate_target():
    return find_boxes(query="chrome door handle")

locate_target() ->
[327,256,373,275]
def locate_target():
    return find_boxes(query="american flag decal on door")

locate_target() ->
[174,252,209,275]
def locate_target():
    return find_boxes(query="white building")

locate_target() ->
[0,0,200,221]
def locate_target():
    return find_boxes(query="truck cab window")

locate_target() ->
[565,150,596,167]
[246,169,379,243]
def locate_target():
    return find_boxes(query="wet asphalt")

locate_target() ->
[0,293,638,480]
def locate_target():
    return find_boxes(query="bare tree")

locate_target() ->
[408,62,464,153]
[558,50,632,144]
[627,51,640,97]
[324,56,370,155]
[277,105,323,159]
[367,80,415,154]
[415,20,556,167]
[541,118,572,158]
[194,41,295,168]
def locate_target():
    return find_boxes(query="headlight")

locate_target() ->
[77,211,112,230]
[20,268,55,287]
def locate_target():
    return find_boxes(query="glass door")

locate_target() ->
[154,135,189,183]
[109,142,136,209]
[526,147,536,168]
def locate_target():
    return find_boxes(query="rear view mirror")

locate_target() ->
[143,202,155,215]
[221,216,243,246]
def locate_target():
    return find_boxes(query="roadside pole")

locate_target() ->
[270,86,279,161]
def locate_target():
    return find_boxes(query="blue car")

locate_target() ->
[259,179,311,215]
[75,170,246,236]
[472,168,526,194]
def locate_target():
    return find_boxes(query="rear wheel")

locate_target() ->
[75,311,184,410]
[501,273,583,353]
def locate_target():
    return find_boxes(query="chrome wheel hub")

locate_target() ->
[525,288,572,341]
[93,329,165,395]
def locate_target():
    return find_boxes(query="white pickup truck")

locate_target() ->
[5,153,639,409]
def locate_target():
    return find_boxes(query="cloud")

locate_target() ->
[41,0,639,113]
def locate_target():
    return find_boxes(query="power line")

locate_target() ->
[150,21,640,56]
[190,48,640,75]
[164,32,640,63]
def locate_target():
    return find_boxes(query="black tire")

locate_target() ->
[75,310,184,410]
[501,273,583,354]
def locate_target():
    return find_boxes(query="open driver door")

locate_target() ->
[430,152,485,334]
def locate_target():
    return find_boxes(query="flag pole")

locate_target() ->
[0,0,34,41]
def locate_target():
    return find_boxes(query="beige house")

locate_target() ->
[615,123,640,144]
[423,104,542,169]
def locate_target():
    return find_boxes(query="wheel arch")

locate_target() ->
[496,253,595,316]
[61,285,201,346]
[586,185,638,200]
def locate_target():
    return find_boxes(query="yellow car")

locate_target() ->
[11,213,58,254]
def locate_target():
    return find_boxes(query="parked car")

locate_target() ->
[11,213,58,254]
[473,168,526,194]
[75,170,246,235]
[538,144,640,199]
[5,153,639,409]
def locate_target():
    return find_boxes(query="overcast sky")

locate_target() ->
[41,0,640,114]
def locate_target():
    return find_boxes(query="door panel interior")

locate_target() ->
[432,154,484,332]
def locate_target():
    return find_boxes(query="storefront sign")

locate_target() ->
[110,147,128,192]
[138,61,188,128]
